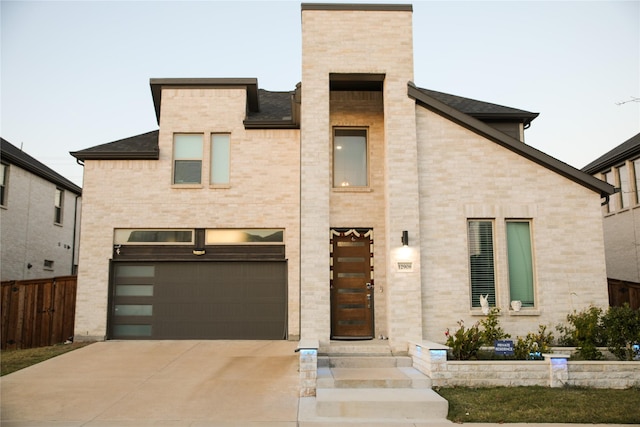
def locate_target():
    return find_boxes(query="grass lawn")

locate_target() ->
[436,385,640,424]
[1,342,94,376]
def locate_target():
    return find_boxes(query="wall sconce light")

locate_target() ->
[401,230,409,246]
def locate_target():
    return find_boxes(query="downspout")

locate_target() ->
[71,156,84,274]
[71,194,80,275]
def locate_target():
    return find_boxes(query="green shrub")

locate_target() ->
[557,306,605,360]
[479,307,511,345]
[445,320,483,360]
[601,304,640,361]
[514,324,554,360]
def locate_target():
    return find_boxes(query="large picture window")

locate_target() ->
[210,134,230,185]
[173,134,203,184]
[506,221,535,307]
[333,129,368,187]
[468,220,495,308]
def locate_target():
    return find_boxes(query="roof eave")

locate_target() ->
[582,138,640,174]
[243,120,300,130]
[408,82,614,198]
[471,112,539,126]
[1,150,82,195]
[69,150,159,161]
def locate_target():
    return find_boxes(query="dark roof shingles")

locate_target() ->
[582,132,640,174]
[1,137,82,194]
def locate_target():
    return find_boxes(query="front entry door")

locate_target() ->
[330,229,374,339]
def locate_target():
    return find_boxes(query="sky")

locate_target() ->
[1,0,639,187]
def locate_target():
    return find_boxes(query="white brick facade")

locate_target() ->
[73,4,611,346]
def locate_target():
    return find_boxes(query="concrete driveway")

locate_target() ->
[0,340,300,427]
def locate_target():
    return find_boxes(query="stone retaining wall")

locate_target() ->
[409,341,640,389]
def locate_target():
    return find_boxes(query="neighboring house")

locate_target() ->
[71,3,614,350]
[1,138,82,281]
[582,133,640,307]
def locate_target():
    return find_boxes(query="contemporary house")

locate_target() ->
[1,138,82,281]
[582,132,640,307]
[71,3,614,351]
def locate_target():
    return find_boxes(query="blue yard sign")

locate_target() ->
[495,340,514,356]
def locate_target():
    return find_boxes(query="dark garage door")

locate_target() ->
[109,261,287,339]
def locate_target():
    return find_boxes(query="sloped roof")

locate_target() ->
[1,137,82,195]
[408,82,614,197]
[70,130,159,161]
[72,79,609,199]
[581,132,640,174]
[244,89,298,128]
[417,88,539,126]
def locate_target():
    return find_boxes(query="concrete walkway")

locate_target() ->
[0,341,635,427]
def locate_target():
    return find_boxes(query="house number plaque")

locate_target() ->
[397,262,413,272]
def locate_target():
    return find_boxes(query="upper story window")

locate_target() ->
[54,188,64,224]
[604,169,615,212]
[210,134,230,185]
[603,161,638,213]
[333,128,368,188]
[173,134,203,184]
[0,163,7,207]
[617,163,630,209]
[634,158,640,205]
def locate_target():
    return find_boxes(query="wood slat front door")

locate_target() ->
[331,230,373,339]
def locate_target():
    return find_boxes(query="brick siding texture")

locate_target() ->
[74,88,300,340]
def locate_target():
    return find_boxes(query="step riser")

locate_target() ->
[333,379,414,388]
[316,401,448,419]
[318,356,412,368]
[315,389,448,420]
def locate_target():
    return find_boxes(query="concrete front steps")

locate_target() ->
[298,341,450,425]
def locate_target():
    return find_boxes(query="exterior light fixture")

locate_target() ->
[401,230,409,246]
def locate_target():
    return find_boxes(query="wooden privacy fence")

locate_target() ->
[608,278,640,310]
[1,276,77,350]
